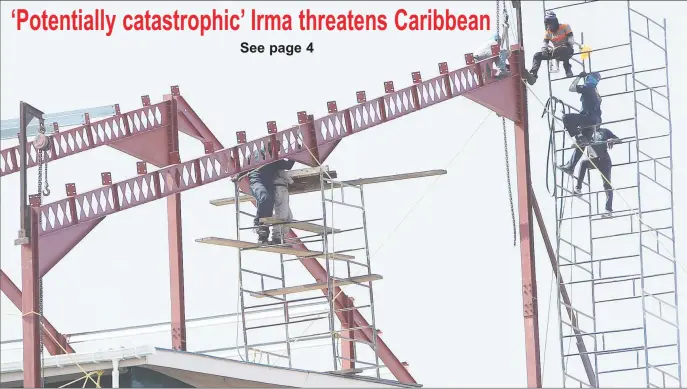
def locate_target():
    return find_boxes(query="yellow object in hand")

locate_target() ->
[580,44,591,60]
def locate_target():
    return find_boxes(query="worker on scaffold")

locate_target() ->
[561,127,620,218]
[559,71,602,149]
[270,142,297,244]
[525,11,575,85]
[248,141,296,244]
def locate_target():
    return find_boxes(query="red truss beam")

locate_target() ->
[0,91,224,177]
[36,55,508,239]
[27,54,514,384]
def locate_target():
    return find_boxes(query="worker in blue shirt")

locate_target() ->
[559,127,620,218]
[248,142,296,243]
[562,71,602,147]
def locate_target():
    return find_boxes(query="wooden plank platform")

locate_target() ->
[259,217,341,234]
[210,169,447,206]
[249,274,382,298]
[195,237,354,261]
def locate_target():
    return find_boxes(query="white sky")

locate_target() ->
[1,1,685,387]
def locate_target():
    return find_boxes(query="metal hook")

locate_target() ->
[43,187,50,197]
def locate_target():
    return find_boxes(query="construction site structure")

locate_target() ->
[541,1,681,387]
[197,164,386,376]
[0,1,681,388]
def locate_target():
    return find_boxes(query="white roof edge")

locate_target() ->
[148,348,415,388]
[1,345,418,388]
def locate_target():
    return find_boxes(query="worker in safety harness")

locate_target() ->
[248,142,296,244]
[558,71,603,152]
[561,127,620,218]
[526,11,575,85]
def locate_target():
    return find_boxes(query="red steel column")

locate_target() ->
[22,206,41,388]
[167,94,186,351]
[512,45,543,387]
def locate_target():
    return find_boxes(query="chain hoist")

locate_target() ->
[496,0,516,247]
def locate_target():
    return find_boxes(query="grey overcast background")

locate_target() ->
[1,1,685,387]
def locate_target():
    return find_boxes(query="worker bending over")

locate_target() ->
[562,71,602,147]
[561,128,620,218]
[248,143,296,243]
[526,11,575,85]
[474,32,510,78]
[271,169,294,244]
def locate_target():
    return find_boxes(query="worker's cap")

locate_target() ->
[586,72,601,83]
[544,11,558,21]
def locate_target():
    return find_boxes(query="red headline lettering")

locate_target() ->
[10,8,490,36]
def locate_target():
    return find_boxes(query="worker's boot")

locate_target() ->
[525,70,538,85]
[573,186,582,196]
[256,225,270,244]
[601,208,613,218]
[558,164,574,176]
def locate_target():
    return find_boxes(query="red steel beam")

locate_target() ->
[0,94,224,177]
[164,92,187,351]
[21,207,41,388]
[0,270,74,355]
[461,46,542,386]
[531,192,597,386]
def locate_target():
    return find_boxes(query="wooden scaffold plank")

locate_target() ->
[259,217,341,235]
[249,274,383,298]
[195,237,355,261]
[210,169,447,206]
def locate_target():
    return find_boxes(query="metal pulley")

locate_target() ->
[34,132,51,151]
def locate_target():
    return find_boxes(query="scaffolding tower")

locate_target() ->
[197,165,383,377]
[542,0,681,387]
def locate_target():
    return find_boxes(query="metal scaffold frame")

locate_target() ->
[211,165,383,377]
[542,1,681,387]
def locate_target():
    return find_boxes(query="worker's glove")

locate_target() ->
[541,46,551,54]
[607,138,620,149]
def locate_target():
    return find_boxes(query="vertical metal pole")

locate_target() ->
[625,2,650,386]
[662,16,682,387]
[280,251,292,368]
[359,185,381,378]
[235,182,250,361]
[19,103,29,240]
[319,169,338,371]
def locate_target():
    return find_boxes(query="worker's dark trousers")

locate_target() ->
[562,113,599,139]
[249,178,275,227]
[531,45,574,75]
[577,157,614,212]
[562,146,584,170]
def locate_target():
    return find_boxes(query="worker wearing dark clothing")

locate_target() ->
[562,71,602,147]
[248,145,296,243]
[560,128,619,218]
[526,11,575,85]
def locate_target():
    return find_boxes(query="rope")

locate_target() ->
[3,310,102,387]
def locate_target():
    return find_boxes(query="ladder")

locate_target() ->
[542,1,681,387]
